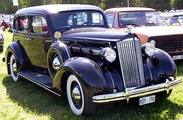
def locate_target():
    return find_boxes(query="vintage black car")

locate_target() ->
[0,27,4,52]
[4,4,181,116]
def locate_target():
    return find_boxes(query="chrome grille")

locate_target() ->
[117,38,145,88]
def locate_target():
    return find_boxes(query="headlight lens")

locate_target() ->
[0,34,3,40]
[150,40,156,46]
[100,47,116,63]
[145,43,156,57]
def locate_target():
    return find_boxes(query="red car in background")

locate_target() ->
[105,7,183,60]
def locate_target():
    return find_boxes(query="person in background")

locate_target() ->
[1,20,8,31]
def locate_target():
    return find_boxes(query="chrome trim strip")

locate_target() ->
[134,38,145,86]
[92,78,181,103]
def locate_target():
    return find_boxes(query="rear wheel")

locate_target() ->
[66,74,96,116]
[9,54,21,81]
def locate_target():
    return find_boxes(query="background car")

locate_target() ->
[163,17,181,26]
[160,12,182,26]
[105,7,183,60]
[4,4,181,116]
[0,26,4,52]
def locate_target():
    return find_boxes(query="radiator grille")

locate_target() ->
[117,38,145,88]
[150,35,183,52]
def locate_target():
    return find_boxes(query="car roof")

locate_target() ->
[105,7,155,12]
[15,4,103,15]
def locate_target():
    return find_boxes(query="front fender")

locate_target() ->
[53,57,109,97]
[5,41,29,74]
[145,48,177,83]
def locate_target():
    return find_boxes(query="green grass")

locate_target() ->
[0,31,183,120]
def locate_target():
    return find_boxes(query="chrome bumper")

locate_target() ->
[92,78,182,103]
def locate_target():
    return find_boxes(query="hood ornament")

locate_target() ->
[125,25,134,34]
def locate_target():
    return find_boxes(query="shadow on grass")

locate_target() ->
[2,76,80,120]
[2,76,183,120]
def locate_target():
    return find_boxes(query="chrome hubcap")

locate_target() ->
[12,62,17,73]
[72,86,82,108]
[52,56,61,70]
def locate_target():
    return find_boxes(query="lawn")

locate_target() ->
[0,31,183,120]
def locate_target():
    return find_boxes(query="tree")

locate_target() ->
[0,0,180,14]
[174,0,183,10]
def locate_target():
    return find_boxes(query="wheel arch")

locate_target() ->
[147,48,177,83]
[47,42,72,78]
[5,41,29,74]
[154,48,176,77]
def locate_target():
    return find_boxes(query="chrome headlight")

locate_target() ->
[0,34,3,40]
[145,43,156,57]
[149,40,156,46]
[100,47,116,63]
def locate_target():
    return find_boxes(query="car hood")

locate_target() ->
[125,26,183,44]
[132,26,183,36]
[61,27,131,42]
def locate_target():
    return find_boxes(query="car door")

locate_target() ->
[13,15,52,69]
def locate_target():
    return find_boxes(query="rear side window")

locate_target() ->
[14,16,28,32]
[14,15,49,35]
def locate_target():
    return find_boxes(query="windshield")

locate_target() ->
[118,11,166,28]
[51,10,105,30]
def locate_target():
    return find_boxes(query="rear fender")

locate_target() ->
[5,41,29,74]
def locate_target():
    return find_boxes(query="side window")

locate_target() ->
[67,12,104,26]
[14,16,28,32]
[106,13,116,28]
[68,13,87,26]
[32,16,49,34]
[92,13,104,25]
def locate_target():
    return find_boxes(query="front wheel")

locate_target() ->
[9,54,21,81]
[66,74,96,116]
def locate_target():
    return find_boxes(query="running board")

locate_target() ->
[18,70,61,96]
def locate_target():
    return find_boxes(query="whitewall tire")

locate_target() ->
[66,74,95,116]
[9,54,20,81]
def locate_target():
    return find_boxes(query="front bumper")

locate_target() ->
[92,78,182,103]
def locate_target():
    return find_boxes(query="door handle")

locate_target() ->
[25,37,32,40]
